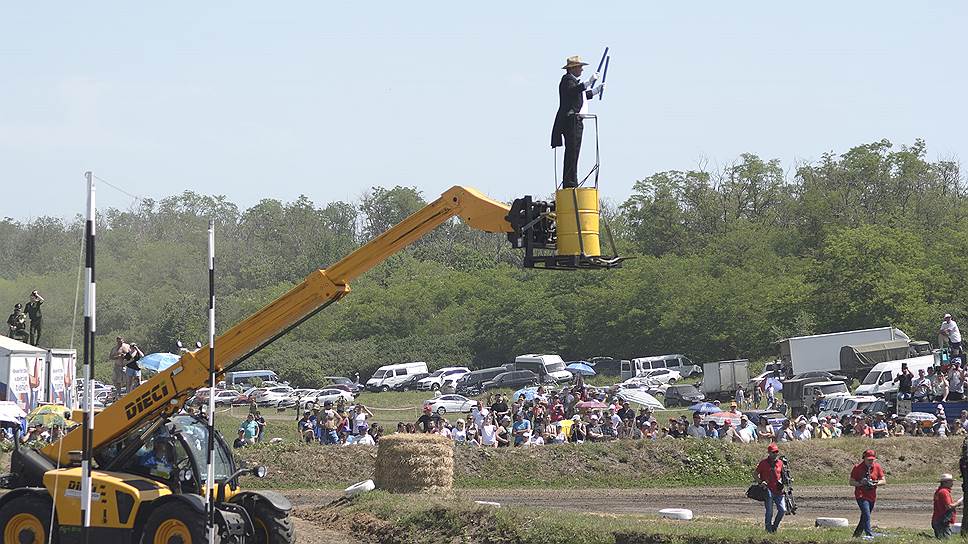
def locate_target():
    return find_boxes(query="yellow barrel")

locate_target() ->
[555,187,601,257]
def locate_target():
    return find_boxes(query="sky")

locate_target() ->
[2,2,966,220]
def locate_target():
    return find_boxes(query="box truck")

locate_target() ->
[779,327,909,376]
[700,359,749,399]
[0,336,77,412]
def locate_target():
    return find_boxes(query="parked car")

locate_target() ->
[300,388,354,409]
[211,389,244,406]
[618,377,668,396]
[423,394,474,415]
[417,367,471,391]
[455,368,506,395]
[744,409,788,432]
[638,368,682,385]
[391,372,431,392]
[322,376,362,395]
[481,370,540,391]
[254,385,294,406]
[660,384,705,407]
[276,388,317,409]
[818,395,880,420]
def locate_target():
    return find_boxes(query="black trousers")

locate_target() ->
[561,116,583,188]
[29,319,41,346]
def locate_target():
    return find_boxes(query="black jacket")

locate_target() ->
[550,73,591,147]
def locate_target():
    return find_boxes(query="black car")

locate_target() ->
[456,367,506,395]
[391,372,430,392]
[481,370,539,391]
[744,409,788,432]
[662,384,705,407]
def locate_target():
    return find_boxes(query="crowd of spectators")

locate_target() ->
[292,401,383,447]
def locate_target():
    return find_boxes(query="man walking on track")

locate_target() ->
[754,443,786,533]
[551,55,605,188]
[849,449,886,538]
[933,473,963,539]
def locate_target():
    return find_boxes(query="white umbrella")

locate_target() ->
[0,401,27,424]
[617,390,665,410]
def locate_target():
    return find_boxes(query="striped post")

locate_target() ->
[206,219,217,542]
[81,171,96,543]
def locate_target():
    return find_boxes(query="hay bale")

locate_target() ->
[374,433,454,493]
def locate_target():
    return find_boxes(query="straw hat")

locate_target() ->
[562,55,589,69]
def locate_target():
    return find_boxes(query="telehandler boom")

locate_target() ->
[1,185,619,543]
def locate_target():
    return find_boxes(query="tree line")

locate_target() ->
[0,139,963,386]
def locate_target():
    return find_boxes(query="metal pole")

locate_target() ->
[81,172,96,544]
[206,220,217,543]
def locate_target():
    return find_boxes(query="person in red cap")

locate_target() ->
[754,443,786,533]
[849,449,886,538]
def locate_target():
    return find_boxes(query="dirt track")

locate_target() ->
[459,484,937,529]
[289,483,944,540]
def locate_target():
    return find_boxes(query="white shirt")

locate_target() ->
[481,424,497,445]
[610,414,622,430]
[356,434,375,446]
[354,412,367,429]
[452,429,467,443]
[794,427,811,441]
[942,319,962,344]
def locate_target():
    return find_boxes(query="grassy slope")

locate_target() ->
[235,434,961,490]
[307,491,940,544]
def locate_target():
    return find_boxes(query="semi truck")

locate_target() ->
[0,185,620,544]
[778,326,909,377]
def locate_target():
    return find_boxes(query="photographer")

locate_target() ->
[933,473,963,539]
[753,443,786,533]
[849,449,886,538]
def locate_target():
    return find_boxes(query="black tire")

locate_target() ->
[437,406,447,415]
[250,500,295,544]
[141,501,211,544]
[0,493,54,544]
[380,385,390,392]
[431,383,440,391]
[668,378,677,384]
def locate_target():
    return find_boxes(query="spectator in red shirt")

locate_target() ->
[849,449,886,538]
[753,443,785,533]
[933,473,963,539]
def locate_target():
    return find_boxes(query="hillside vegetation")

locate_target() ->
[1,139,964,384]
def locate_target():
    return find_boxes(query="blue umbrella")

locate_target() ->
[566,362,596,376]
[688,402,721,414]
[512,387,538,401]
[139,352,181,372]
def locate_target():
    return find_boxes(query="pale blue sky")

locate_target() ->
[2,2,965,219]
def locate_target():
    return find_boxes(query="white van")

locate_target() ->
[621,354,702,380]
[224,370,279,388]
[366,362,430,392]
[854,355,935,397]
[513,354,572,383]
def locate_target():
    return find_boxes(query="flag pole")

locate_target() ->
[205,219,218,543]
[81,171,96,544]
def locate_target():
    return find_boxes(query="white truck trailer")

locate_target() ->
[0,336,77,412]
[700,359,750,399]
[779,326,908,376]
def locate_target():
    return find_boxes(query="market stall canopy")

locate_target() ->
[0,401,27,424]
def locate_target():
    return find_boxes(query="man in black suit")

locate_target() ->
[551,55,605,188]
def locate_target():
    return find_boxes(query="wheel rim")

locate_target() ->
[255,518,270,543]
[155,519,191,544]
[5,513,45,544]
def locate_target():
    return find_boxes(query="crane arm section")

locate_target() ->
[43,186,512,465]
